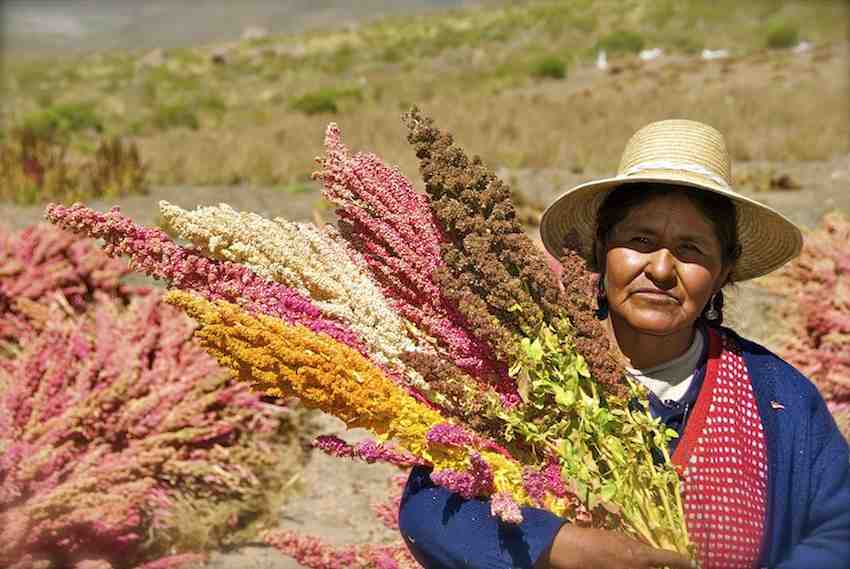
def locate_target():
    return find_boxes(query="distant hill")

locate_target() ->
[2,0,846,191]
[2,0,487,55]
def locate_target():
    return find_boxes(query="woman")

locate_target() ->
[397,119,850,568]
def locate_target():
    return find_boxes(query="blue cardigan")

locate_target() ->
[398,329,850,568]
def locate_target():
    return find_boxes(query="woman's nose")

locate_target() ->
[644,248,677,287]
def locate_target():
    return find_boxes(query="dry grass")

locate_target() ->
[0,129,148,204]
[137,42,850,188]
[2,0,848,190]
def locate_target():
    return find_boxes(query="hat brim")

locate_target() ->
[539,174,803,282]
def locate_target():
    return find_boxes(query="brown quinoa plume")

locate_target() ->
[559,230,627,397]
[404,108,627,398]
[401,350,506,440]
[403,108,564,361]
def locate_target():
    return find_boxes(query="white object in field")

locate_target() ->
[139,48,165,68]
[639,48,663,61]
[596,49,608,71]
[701,48,729,60]
[242,26,269,41]
[211,46,230,64]
[793,41,812,54]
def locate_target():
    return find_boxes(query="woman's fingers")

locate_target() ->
[638,544,695,569]
[545,525,696,569]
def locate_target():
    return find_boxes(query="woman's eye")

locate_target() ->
[631,236,651,244]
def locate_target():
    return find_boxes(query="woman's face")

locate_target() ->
[600,192,731,337]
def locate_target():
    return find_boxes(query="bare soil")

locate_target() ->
[202,416,403,569]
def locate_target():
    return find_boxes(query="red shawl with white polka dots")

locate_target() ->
[672,327,768,568]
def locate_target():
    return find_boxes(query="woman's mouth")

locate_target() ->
[631,289,679,303]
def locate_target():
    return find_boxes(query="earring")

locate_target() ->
[705,293,719,321]
[595,275,609,320]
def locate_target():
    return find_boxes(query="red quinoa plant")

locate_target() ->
[764,212,850,441]
[0,224,301,569]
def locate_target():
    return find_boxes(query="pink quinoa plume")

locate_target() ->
[317,124,516,401]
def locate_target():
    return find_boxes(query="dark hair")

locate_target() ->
[593,182,742,324]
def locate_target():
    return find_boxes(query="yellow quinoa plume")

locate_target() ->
[164,290,542,505]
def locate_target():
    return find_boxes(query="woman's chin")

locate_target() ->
[620,310,685,336]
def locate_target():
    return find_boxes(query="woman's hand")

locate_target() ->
[535,525,694,569]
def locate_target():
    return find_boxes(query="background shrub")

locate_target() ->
[530,55,567,80]
[152,101,200,130]
[289,87,362,115]
[765,20,800,49]
[196,93,228,118]
[21,101,102,139]
[594,29,645,55]
[290,89,340,115]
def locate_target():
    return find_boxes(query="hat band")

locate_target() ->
[621,160,730,189]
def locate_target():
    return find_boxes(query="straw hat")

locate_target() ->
[539,119,802,282]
